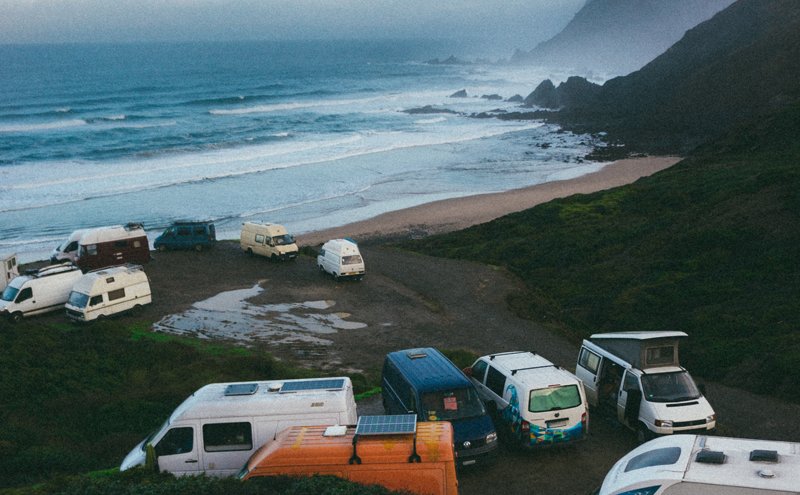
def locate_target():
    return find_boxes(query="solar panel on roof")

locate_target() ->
[355,415,417,435]
[280,378,346,393]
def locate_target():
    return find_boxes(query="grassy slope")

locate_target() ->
[0,319,377,490]
[396,102,800,403]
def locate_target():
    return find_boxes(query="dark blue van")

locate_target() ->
[154,221,216,252]
[381,348,498,467]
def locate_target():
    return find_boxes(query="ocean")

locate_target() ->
[0,41,609,263]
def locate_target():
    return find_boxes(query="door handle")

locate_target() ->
[185,459,198,463]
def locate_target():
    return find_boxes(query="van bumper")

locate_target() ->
[454,438,499,467]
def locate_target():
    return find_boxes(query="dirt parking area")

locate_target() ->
[29,240,800,495]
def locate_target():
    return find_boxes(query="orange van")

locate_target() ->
[238,419,458,495]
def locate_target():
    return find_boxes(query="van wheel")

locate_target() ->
[318,265,325,274]
[246,248,253,255]
[637,424,653,445]
[131,305,143,317]
[333,272,340,281]
[96,314,106,321]
[194,244,203,252]
[10,312,23,324]
[157,244,167,252]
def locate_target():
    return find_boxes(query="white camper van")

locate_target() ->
[317,238,365,281]
[0,263,83,323]
[50,229,89,265]
[595,435,800,495]
[576,331,716,443]
[1,253,19,293]
[466,351,588,448]
[65,264,151,322]
[240,222,298,261]
[119,377,358,477]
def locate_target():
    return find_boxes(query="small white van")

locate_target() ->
[317,238,365,281]
[466,351,588,448]
[65,264,151,322]
[120,377,358,477]
[50,229,89,265]
[240,222,298,261]
[1,252,20,293]
[576,331,716,443]
[0,263,83,323]
[595,434,800,495]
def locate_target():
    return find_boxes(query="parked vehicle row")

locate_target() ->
[0,262,152,324]
[114,341,741,495]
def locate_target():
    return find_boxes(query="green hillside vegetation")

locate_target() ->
[0,320,376,490]
[395,101,800,403]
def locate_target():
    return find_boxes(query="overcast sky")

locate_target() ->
[1,0,584,55]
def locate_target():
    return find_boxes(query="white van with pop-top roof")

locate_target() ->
[317,238,365,281]
[576,331,716,444]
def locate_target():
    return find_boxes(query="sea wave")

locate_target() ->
[0,119,88,133]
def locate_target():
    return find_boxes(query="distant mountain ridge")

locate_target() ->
[514,0,735,75]
[527,0,800,153]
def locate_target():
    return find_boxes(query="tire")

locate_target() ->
[333,272,340,281]
[194,244,203,252]
[270,254,278,263]
[131,304,143,317]
[246,248,253,255]
[96,314,106,321]
[157,244,167,252]
[637,423,653,445]
[10,312,23,324]
[319,265,325,274]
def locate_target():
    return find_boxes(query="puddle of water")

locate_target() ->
[153,284,367,345]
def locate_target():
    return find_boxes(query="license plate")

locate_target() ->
[462,459,476,466]
[547,420,568,428]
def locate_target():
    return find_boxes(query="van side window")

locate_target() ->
[85,244,98,256]
[579,348,601,375]
[155,427,193,456]
[89,295,103,306]
[319,249,326,257]
[255,234,265,244]
[623,371,640,392]
[115,241,128,248]
[178,227,192,236]
[472,360,489,383]
[108,288,126,301]
[203,422,253,452]
[486,366,506,397]
[645,346,675,366]
[192,226,206,236]
[16,287,33,303]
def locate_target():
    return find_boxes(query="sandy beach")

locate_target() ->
[299,155,682,246]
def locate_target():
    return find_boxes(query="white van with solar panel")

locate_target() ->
[594,434,800,495]
[119,377,357,477]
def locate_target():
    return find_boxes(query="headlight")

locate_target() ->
[707,414,716,423]
[654,419,673,428]
[486,432,497,443]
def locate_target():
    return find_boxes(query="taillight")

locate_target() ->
[521,420,530,433]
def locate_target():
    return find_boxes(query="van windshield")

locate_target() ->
[68,292,90,309]
[420,387,486,422]
[272,234,294,246]
[641,371,701,403]
[342,255,362,265]
[529,385,582,413]
[2,286,19,302]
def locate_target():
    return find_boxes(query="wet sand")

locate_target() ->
[299,156,682,246]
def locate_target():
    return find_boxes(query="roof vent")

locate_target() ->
[750,450,779,463]
[224,383,259,396]
[758,469,776,478]
[406,350,427,359]
[696,450,725,464]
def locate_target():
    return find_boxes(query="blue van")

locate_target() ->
[381,348,498,467]
[154,221,216,252]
